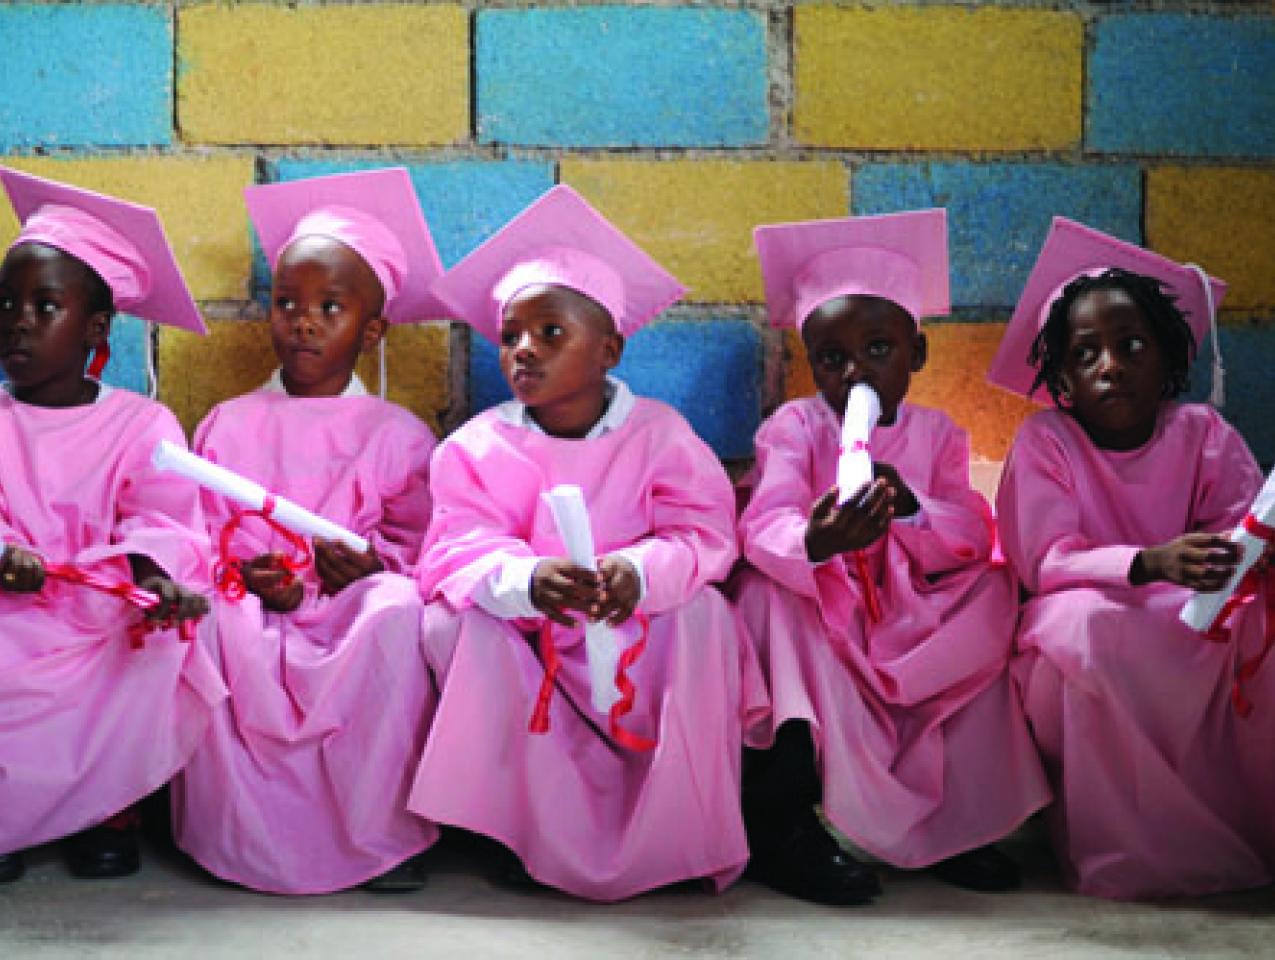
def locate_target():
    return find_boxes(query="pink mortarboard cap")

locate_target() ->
[987,217,1227,403]
[0,166,205,334]
[244,167,445,325]
[429,184,686,344]
[754,208,949,330]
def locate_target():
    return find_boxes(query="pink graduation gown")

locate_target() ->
[734,396,1051,867]
[0,388,226,854]
[171,389,438,894]
[998,403,1275,899]
[410,397,761,902]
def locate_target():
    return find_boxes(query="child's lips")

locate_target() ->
[511,367,542,388]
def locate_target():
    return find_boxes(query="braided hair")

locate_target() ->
[1028,267,1194,407]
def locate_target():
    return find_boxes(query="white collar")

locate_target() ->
[262,369,369,398]
[496,375,635,439]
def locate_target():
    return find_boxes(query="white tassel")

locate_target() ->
[377,337,387,401]
[1185,263,1224,409]
[145,320,158,399]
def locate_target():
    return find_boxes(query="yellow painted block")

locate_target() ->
[179,4,468,146]
[1147,167,1275,311]
[562,160,847,302]
[795,6,1082,151]
[0,155,253,301]
[784,323,1037,462]
[159,321,451,438]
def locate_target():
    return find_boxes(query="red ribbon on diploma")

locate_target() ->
[43,560,196,648]
[851,551,882,624]
[528,612,656,752]
[213,495,313,601]
[1204,514,1275,717]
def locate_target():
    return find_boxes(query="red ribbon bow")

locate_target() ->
[42,560,196,649]
[528,612,656,752]
[1203,514,1275,718]
[212,495,313,601]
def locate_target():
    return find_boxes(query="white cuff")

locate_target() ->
[473,556,542,619]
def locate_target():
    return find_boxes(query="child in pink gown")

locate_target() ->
[991,217,1275,899]
[734,210,1051,905]
[0,168,221,883]
[409,185,758,902]
[171,169,444,894]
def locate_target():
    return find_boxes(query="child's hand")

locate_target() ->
[804,479,895,564]
[241,553,304,613]
[136,576,210,623]
[314,539,383,597]
[873,462,920,518]
[595,556,641,626]
[0,545,45,593]
[1131,533,1240,591]
[531,558,602,628]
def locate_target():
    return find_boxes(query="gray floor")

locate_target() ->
[2,829,1272,959]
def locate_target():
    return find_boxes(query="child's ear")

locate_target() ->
[911,331,928,373]
[602,333,625,371]
[85,311,112,351]
[360,314,388,352]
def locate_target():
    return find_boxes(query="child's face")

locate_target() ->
[499,284,622,438]
[0,243,109,405]
[269,237,386,398]
[801,294,925,426]
[1059,287,1168,451]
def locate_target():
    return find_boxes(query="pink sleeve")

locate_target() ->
[739,407,832,598]
[414,435,537,610]
[101,407,211,588]
[996,420,1138,594]
[617,418,738,615]
[1190,411,1263,535]
[369,423,436,574]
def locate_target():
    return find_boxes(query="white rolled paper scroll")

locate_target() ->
[837,383,882,506]
[152,439,369,554]
[543,484,623,714]
[1181,467,1275,632]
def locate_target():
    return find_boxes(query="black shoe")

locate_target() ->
[929,844,1020,892]
[747,808,881,906]
[0,852,24,883]
[64,822,141,879]
[363,853,429,893]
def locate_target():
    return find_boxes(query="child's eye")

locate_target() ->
[0,296,13,313]
[499,330,518,347]
[1072,344,1097,365]
[1126,336,1146,354]
[543,323,563,339]
[866,340,891,359]
[274,296,295,311]
[323,300,343,316]
[814,350,845,371]
[37,299,59,316]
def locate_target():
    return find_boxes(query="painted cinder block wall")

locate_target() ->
[1,1,1272,468]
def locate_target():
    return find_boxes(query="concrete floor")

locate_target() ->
[2,829,1272,960]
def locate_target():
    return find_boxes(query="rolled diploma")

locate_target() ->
[152,439,369,554]
[837,383,882,506]
[1181,468,1275,632]
[544,484,622,713]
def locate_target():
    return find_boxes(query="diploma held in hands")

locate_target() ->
[1181,467,1275,632]
[544,484,623,714]
[837,383,882,506]
[151,440,369,554]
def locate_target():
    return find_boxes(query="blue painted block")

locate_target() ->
[0,5,171,150]
[103,313,149,396]
[469,318,762,459]
[256,159,555,301]
[854,163,1142,310]
[477,8,768,147]
[1089,15,1275,158]
[1186,325,1275,467]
